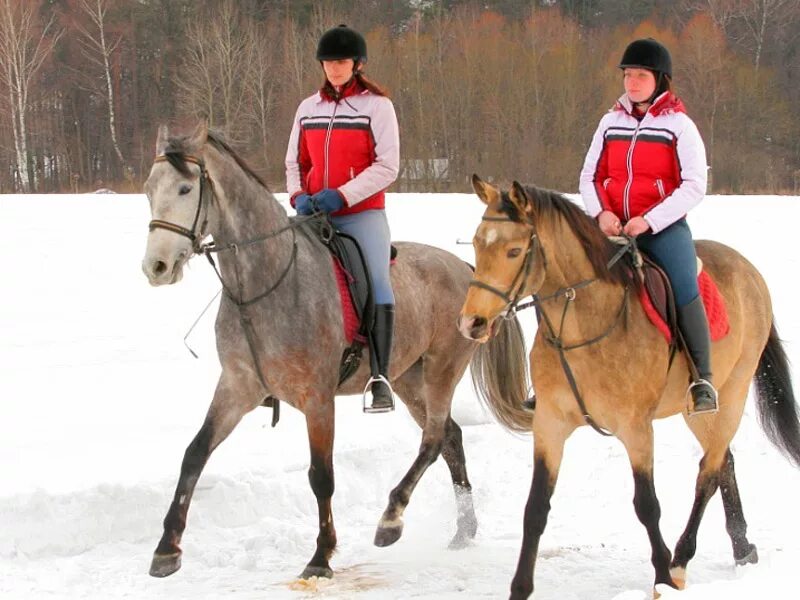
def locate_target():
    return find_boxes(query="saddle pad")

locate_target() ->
[332,256,362,344]
[640,270,730,343]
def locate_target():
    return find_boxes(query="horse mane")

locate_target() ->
[500,185,634,288]
[163,129,271,191]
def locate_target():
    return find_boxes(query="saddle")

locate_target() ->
[310,217,397,385]
[621,241,729,361]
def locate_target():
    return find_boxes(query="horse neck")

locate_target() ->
[536,216,624,338]
[203,147,295,295]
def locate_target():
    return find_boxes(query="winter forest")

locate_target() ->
[0,0,798,194]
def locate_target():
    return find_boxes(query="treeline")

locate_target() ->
[0,0,798,194]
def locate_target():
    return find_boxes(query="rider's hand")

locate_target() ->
[623,216,650,237]
[294,193,314,215]
[597,211,622,236]
[311,189,345,214]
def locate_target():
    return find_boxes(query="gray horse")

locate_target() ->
[141,123,528,580]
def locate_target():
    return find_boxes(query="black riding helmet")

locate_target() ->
[618,38,672,79]
[316,24,367,63]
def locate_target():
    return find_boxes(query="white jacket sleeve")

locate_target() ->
[643,117,708,234]
[285,102,305,197]
[579,115,611,218]
[338,97,400,205]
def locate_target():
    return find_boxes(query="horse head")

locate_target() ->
[458,174,546,342]
[142,122,213,286]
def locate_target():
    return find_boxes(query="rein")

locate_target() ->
[471,214,636,436]
[148,152,320,427]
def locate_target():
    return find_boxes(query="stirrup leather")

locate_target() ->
[362,375,395,413]
[686,378,719,416]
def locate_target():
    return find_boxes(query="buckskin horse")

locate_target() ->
[140,125,528,580]
[458,175,800,599]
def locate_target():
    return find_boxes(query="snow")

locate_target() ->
[1,192,799,599]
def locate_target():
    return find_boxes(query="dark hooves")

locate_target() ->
[374,524,403,547]
[735,544,759,566]
[299,565,334,579]
[149,552,182,578]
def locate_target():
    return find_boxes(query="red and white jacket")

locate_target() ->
[579,92,708,234]
[285,80,400,216]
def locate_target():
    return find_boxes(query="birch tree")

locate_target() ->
[76,0,127,175]
[0,0,61,191]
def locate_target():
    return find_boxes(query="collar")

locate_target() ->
[614,91,686,117]
[319,77,365,103]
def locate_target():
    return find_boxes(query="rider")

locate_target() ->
[285,24,400,412]
[578,38,718,415]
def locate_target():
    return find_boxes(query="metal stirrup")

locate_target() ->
[686,378,719,415]
[362,375,395,413]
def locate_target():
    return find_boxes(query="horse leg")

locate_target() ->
[300,397,337,579]
[441,417,479,549]
[719,450,758,565]
[374,365,453,547]
[509,411,572,600]
[150,379,260,577]
[668,452,723,589]
[619,423,676,591]
[670,376,757,587]
[388,363,478,548]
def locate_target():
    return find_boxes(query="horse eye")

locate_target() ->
[507,248,522,258]
[178,184,192,195]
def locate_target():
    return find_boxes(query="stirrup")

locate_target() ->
[362,375,395,414]
[686,379,719,416]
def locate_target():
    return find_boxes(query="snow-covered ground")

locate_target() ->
[1,192,799,600]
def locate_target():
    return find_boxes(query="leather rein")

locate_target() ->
[147,153,316,427]
[469,215,635,436]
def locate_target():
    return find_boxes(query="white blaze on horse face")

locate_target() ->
[141,161,198,286]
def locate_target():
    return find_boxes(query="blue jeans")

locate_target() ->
[635,218,699,307]
[331,209,395,305]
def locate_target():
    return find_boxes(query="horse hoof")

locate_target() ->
[735,544,758,566]
[149,552,182,578]
[448,531,472,550]
[669,566,686,590]
[299,565,334,579]
[374,523,404,547]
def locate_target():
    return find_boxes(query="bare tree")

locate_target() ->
[75,0,127,175]
[0,0,61,191]
[176,0,253,134]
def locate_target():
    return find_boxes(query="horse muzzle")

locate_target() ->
[457,314,497,343]
[142,250,189,286]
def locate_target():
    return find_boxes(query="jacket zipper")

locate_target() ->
[323,102,338,188]
[622,120,642,221]
[655,178,665,199]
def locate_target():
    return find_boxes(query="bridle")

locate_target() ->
[148,155,210,254]
[468,213,636,436]
[145,151,317,428]
[467,216,545,319]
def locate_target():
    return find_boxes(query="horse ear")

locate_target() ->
[155,125,169,156]
[187,120,209,152]
[510,181,535,219]
[472,173,499,206]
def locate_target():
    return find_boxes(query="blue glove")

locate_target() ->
[311,188,344,214]
[294,193,314,215]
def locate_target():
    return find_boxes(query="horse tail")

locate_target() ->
[754,321,800,467]
[469,315,532,434]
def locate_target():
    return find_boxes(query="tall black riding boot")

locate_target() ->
[368,304,395,412]
[677,296,718,415]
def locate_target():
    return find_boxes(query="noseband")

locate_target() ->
[148,154,210,253]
